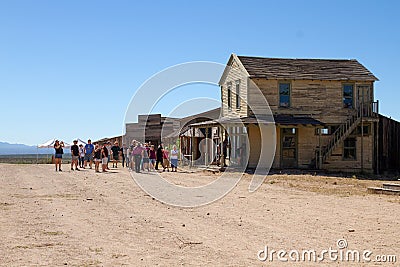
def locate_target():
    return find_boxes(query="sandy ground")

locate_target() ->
[0,163,399,266]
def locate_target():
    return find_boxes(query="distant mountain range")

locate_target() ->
[0,142,55,155]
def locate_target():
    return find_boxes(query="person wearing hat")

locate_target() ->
[111,141,121,168]
[70,140,80,171]
[54,140,64,172]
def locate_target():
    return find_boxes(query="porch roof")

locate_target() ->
[187,115,324,128]
[274,115,324,126]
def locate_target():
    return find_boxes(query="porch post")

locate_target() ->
[219,125,224,168]
[376,121,379,175]
[318,128,322,169]
[361,87,364,173]
[205,127,209,166]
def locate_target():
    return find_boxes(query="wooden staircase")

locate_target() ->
[313,107,362,168]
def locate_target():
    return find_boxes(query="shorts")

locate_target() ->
[170,158,178,167]
[55,154,62,159]
[102,158,108,164]
[84,154,93,161]
[113,154,119,160]
[142,158,149,163]
[149,159,156,165]
[72,156,79,161]
[94,158,101,162]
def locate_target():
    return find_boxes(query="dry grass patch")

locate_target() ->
[13,242,63,249]
[43,231,63,236]
[78,260,102,267]
[0,202,13,209]
[266,174,387,196]
[11,193,79,200]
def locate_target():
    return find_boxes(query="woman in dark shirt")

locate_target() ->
[93,144,101,173]
[149,145,156,171]
[54,140,64,172]
[101,144,109,172]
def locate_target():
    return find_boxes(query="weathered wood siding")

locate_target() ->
[247,124,261,168]
[297,127,319,168]
[250,79,374,123]
[220,59,249,118]
[219,57,380,173]
[273,127,280,168]
[378,115,400,173]
[322,134,374,173]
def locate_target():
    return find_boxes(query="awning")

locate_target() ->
[187,115,323,128]
[274,115,324,126]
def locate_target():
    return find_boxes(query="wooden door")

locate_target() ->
[280,128,297,168]
[357,85,371,116]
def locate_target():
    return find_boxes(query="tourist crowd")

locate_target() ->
[53,139,179,173]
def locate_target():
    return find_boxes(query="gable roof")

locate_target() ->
[236,55,378,81]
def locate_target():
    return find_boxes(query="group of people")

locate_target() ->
[53,139,179,173]
[128,141,179,173]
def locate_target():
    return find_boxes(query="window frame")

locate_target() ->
[343,83,354,109]
[227,82,232,110]
[235,80,241,110]
[343,137,357,161]
[314,125,341,136]
[355,124,370,136]
[279,82,291,108]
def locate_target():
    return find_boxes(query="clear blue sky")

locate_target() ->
[1,0,399,145]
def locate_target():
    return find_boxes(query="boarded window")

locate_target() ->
[343,84,354,108]
[279,83,291,107]
[235,80,241,109]
[343,138,356,160]
[227,83,232,109]
[355,124,370,136]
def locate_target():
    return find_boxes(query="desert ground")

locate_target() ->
[0,163,399,266]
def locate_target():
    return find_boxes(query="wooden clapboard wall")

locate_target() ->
[378,115,400,173]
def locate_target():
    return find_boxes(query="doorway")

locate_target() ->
[357,85,371,117]
[280,128,297,168]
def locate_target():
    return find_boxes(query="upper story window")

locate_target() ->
[279,83,291,107]
[227,82,232,109]
[235,80,241,109]
[343,84,354,108]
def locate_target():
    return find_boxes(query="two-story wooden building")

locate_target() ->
[187,54,387,173]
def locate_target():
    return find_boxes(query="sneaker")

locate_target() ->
[59,169,62,172]
[75,168,80,171]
